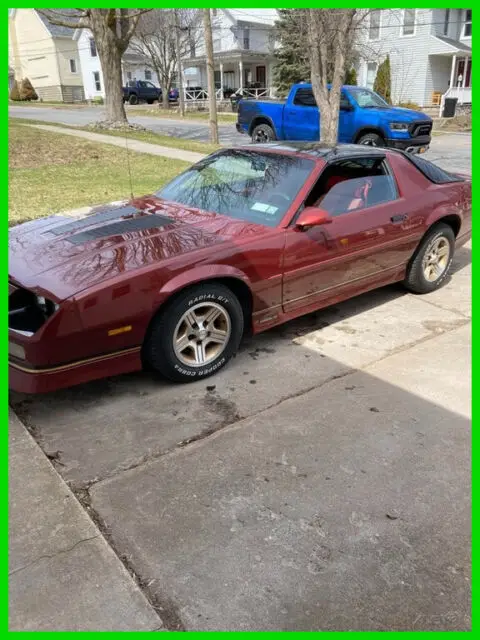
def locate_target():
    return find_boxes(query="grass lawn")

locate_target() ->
[127,105,238,123]
[9,122,190,226]
[9,117,221,156]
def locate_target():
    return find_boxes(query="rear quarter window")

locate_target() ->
[406,154,464,184]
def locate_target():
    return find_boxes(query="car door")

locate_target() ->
[283,88,319,141]
[337,90,356,143]
[282,156,419,314]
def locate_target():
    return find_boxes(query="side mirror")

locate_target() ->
[295,206,333,230]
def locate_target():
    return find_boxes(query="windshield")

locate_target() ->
[348,87,389,108]
[156,150,315,227]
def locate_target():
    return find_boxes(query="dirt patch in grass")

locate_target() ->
[434,114,472,132]
[9,122,190,225]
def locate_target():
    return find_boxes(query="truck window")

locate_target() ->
[294,88,351,110]
[293,88,316,107]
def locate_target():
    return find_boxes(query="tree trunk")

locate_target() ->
[174,9,185,117]
[162,87,169,109]
[90,17,127,124]
[203,9,218,144]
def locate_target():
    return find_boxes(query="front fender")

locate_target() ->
[156,264,252,305]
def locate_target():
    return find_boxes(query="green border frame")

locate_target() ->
[7,2,473,636]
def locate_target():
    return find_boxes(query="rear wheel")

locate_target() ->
[147,99,154,105]
[143,283,244,382]
[251,123,276,143]
[404,223,455,294]
[129,94,138,105]
[356,132,385,147]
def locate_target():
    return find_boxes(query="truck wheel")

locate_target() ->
[356,132,384,147]
[129,94,138,105]
[143,283,244,383]
[251,124,276,143]
[147,99,154,105]
[403,223,455,294]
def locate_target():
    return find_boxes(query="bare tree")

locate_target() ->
[131,9,199,110]
[307,9,359,144]
[203,9,218,144]
[39,9,149,124]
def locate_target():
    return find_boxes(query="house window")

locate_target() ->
[127,71,132,80]
[463,9,472,37]
[213,36,221,52]
[69,59,77,73]
[189,38,196,58]
[93,71,101,92]
[443,9,450,35]
[243,27,250,50]
[145,69,152,80]
[369,10,381,40]
[366,62,377,90]
[402,9,416,36]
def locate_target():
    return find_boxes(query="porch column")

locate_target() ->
[220,62,224,99]
[239,60,243,91]
[460,55,468,104]
[449,54,456,89]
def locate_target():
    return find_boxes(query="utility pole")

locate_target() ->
[203,8,218,144]
[174,9,185,117]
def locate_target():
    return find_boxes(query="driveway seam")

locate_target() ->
[71,315,471,491]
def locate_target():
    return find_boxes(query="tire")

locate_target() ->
[143,283,244,383]
[251,123,276,143]
[356,132,385,147]
[147,99,154,105]
[129,93,138,105]
[404,223,455,294]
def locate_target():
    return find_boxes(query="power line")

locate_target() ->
[10,16,471,55]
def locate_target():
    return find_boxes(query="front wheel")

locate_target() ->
[404,223,455,294]
[251,123,276,144]
[129,94,138,105]
[143,283,244,382]
[356,132,385,147]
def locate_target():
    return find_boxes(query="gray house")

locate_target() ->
[358,8,471,110]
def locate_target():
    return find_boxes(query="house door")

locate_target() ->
[456,59,472,87]
[256,66,266,87]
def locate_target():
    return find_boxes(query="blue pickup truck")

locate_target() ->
[236,83,433,153]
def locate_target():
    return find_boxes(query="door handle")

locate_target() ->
[390,214,408,223]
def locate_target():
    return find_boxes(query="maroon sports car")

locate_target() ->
[9,143,471,393]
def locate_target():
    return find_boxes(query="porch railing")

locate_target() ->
[182,87,272,102]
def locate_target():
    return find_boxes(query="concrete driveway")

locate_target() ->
[9,105,471,174]
[10,242,471,630]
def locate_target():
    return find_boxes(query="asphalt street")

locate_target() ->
[9,105,472,175]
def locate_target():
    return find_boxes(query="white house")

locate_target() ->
[357,8,471,109]
[75,28,161,100]
[181,9,279,98]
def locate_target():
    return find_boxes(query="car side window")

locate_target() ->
[304,157,398,217]
[339,91,351,110]
[293,88,317,107]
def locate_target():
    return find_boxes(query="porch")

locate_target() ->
[181,50,276,101]
[428,36,471,116]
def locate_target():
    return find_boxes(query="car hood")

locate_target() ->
[364,106,432,123]
[9,197,265,301]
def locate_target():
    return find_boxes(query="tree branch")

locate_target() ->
[37,9,88,30]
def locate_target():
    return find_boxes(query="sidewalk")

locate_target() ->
[26,123,206,163]
[8,410,164,631]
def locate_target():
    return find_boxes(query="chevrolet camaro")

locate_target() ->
[9,143,471,393]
